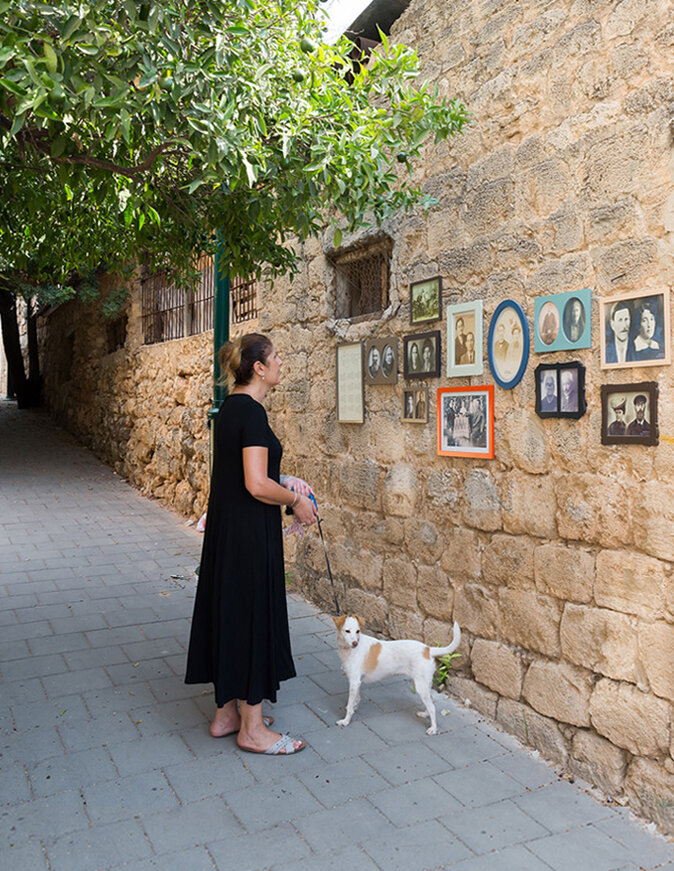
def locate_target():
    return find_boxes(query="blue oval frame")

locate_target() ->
[487,299,530,389]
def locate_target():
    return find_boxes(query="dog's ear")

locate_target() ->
[333,616,346,629]
[354,615,364,628]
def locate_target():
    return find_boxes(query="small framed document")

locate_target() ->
[336,342,364,423]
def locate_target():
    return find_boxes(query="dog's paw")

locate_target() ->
[336,718,349,727]
[425,725,438,735]
[416,710,430,719]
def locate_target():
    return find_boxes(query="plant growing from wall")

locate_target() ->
[0,0,468,405]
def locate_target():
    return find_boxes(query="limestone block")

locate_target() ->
[445,675,498,720]
[501,408,549,474]
[403,517,444,566]
[498,589,562,657]
[587,199,640,245]
[438,239,493,284]
[482,534,535,590]
[591,237,658,289]
[471,639,524,699]
[423,617,462,653]
[639,621,674,702]
[560,604,639,683]
[340,459,381,511]
[534,544,594,603]
[373,517,405,546]
[503,474,557,538]
[440,528,482,581]
[552,20,601,63]
[525,253,592,298]
[522,660,592,727]
[454,584,500,639]
[539,205,584,255]
[555,473,631,549]
[595,549,666,619]
[462,178,515,236]
[624,757,674,837]
[606,0,649,38]
[426,469,463,508]
[383,556,418,610]
[382,463,418,517]
[518,159,571,217]
[331,543,383,594]
[590,679,670,756]
[388,607,424,642]
[463,469,502,532]
[570,730,627,795]
[631,482,674,561]
[496,697,568,764]
[343,589,388,634]
[417,564,454,621]
[489,229,542,272]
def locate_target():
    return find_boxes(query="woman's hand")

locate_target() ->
[294,494,318,526]
[282,475,314,498]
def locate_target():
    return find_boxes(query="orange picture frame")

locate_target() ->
[437,385,495,458]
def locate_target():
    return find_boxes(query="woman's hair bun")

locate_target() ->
[218,333,273,390]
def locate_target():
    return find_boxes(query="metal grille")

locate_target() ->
[333,240,391,319]
[231,274,259,323]
[141,255,215,344]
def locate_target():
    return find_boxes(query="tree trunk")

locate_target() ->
[0,287,39,408]
[25,296,42,404]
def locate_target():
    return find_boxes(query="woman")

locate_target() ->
[185,333,317,754]
[408,341,421,372]
[633,304,661,360]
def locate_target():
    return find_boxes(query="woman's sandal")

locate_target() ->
[240,734,306,755]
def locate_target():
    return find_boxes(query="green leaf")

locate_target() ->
[43,43,58,74]
[333,227,342,248]
[61,14,81,41]
[0,77,27,97]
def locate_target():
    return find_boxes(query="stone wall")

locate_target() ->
[39,0,674,833]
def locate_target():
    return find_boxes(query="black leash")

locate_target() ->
[315,511,341,616]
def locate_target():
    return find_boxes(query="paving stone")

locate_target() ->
[488,749,558,791]
[63,644,130,671]
[83,683,158,715]
[28,632,91,656]
[450,843,555,870]
[0,837,49,869]
[163,754,256,803]
[29,747,117,798]
[434,759,528,808]
[513,780,615,831]
[527,824,647,871]
[593,816,674,869]
[224,778,323,833]
[10,693,90,730]
[359,708,441,744]
[362,819,474,870]
[0,788,88,842]
[296,756,389,807]
[304,720,388,764]
[292,797,396,851]
[2,676,48,705]
[42,666,113,700]
[207,822,312,870]
[440,799,550,854]
[130,699,205,736]
[369,777,463,825]
[429,724,510,768]
[44,818,153,871]
[1,724,66,765]
[57,712,139,752]
[271,843,382,871]
[2,619,54,643]
[0,761,32,805]
[107,732,195,777]
[113,846,216,871]
[143,797,242,853]
[82,771,180,824]
[362,741,451,786]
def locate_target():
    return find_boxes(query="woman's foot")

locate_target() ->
[210,709,274,738]
[236,724,305,754]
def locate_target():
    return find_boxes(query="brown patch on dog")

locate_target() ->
[364,642,382,673]
[422,646,431,660]
[354,615,364,628]
[334,616,346,629]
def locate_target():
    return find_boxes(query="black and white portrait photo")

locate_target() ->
[563,297,586,344]
[437,387,494,458]
[535,362,586,419]
[403,331,441,379]
[488,301,529,388]
[600,290,671,370]
[539,369,558,413]
[364,338,398,384]
[601,382,658,445]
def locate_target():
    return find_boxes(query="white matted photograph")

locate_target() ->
[446,300,483,377]
[599,289,671,370]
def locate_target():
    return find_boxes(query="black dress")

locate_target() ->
[185,394,296,706]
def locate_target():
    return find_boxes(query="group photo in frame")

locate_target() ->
[336,342,364,423]
[403,331,441,379]
[365,337,398,384]
[600,382,658,445]
[446,300,483,377]
[403,388,428,423]
[534,362,587,419]
[410,276,443,325]
[599,289,671,370]
[487,300,529,389]
[533,287,592,353]
[437,385,495,458]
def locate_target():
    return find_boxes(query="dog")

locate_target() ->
[333,615,461,735]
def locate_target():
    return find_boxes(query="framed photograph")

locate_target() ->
[403,331,441,380]
[410,276,443,325]
[533,288,592,353]
[403,388,428,423]
[487,300,529,389]
[336,342,364,423]
[534,362,587,419]
[364,337,398,385]
[437,386,495,458]
[446,300,483,377]
[599,289,671,370]
[601,382,658,445]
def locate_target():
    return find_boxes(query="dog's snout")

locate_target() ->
[351,640,359,648]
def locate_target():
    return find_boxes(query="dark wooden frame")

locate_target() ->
[600,381,659,445]
[534,362,587,419]
[403,330,441,380]
[410,276,443,325]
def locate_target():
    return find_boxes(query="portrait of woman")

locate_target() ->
[409,342,421,372]
[404,331,441,379]
[633,303,662,361]
[563,297,586,343]
[381,343,396,378]
[538,301,559,346]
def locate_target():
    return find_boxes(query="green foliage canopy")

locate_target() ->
[0,0,468,290]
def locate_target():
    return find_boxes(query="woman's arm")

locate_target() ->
[243,447,317,525]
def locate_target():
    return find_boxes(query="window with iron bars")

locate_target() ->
[141,253,215,345]
[231,273,259,324]
[332,238,392,320]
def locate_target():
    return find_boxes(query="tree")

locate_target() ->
[0,0,468,403]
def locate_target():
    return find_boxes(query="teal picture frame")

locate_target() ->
[534,287,592,353]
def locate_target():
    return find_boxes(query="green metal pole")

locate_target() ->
[208,238,230,473]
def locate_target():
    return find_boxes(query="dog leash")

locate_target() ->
[286,492,341,616]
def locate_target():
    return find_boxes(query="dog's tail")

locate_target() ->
[429,621,461,658]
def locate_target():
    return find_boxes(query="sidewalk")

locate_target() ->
[1,401,673,871]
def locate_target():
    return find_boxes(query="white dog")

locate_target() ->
[333,615,461,735]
